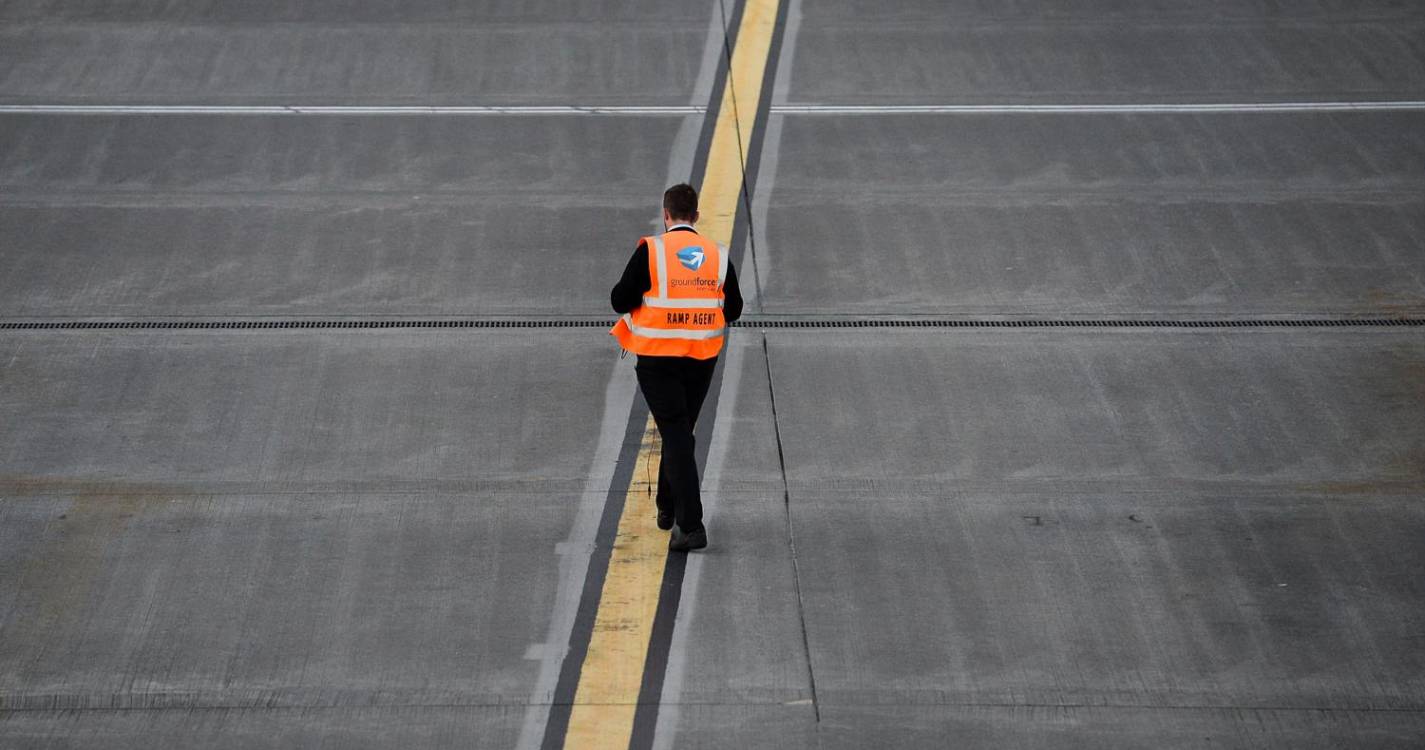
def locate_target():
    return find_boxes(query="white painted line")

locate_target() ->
[0,104,706,116]
[514,5,722,749]
[653,2,802,747]
[3,101,1423,117]
[651,331,746,750]
[771,101,1425,114]
[513,362,637,750]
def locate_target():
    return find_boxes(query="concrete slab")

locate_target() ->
[765,330,1425,488]
[791,491,1425,708]
[766,113,1425,194]
[759,112,1425,316]
[664,491,813,702]
[6,0,1425,747]
[786,0,1425,104]
[760,329,1425,742]
[0,706,528,750]
[0,491,569,706]
[0,1,714,104]
[816,704,1425,750]
[0,329,619,484]
[0,114,678,198]
[0,0,701,23]
[662,337,810,709]
[794,0,1425,23]
[0,114,681,317]
[657,704,819,749]
[0,329,629,742]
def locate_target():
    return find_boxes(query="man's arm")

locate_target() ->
[611,241,651,314]
[723,260,744,323]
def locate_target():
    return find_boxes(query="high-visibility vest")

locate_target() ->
[611,231,728,359]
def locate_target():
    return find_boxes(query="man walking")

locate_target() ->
[610,183,743,552]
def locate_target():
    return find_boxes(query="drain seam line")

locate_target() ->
[2,700,1423,714]
[5,101,1425,115]
[2,318,1422,331]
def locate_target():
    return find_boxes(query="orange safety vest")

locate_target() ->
[611,230,728,359]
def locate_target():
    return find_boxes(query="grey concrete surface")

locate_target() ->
[0,114,680,317]
[0,330,615,485]
[760,112,1425,317]
[0,114,675,197]
[660,337,811,708]
[0,707,529,749]
[766,330,1425,488]
[794,491,1425,706]
[816,705,1425,750]
[1,491,565,703]
[0,0,698,23]
[764,330,1425,744]
[5,0,1425,746]
[0,331,617,741]
[0,1,714,104]
[655,705,819,749]
[785,0,1425,104]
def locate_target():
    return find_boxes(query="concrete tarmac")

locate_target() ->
[785,0,1425,105]
[0,1,713,105]
[0,113,682,317]
[3,0,1425,747]
[761,112,1425,317]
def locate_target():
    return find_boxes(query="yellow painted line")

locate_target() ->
[565,417,664,746]
[698,0,781,248]
[561,2,782,748]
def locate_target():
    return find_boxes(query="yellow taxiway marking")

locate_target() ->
[698,0,781,248]
[565,418,664,746]
[562,1,782,748]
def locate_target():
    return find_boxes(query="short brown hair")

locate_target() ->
[662,183,698,221]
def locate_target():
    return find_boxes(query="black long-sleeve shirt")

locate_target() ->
[609,226,744,322]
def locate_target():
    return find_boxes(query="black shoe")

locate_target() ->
[656,510,674,531]
[668,525,707,552]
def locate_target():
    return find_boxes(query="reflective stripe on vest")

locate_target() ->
[639,236,727,308]
[610,230,727,359]
[618,313,724,339]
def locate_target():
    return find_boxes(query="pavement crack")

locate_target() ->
[761,332,820,721]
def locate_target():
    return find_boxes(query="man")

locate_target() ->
[610,183,743,552]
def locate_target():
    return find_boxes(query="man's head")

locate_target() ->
[662,183,699,228]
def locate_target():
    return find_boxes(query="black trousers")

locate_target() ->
[634,354,717,533]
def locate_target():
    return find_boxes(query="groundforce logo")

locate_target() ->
[670,277,718,289]
[676,246,706,271]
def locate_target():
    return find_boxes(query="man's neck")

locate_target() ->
[665,222,696,232]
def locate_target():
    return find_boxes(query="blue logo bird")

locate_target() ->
[676,246,706,271]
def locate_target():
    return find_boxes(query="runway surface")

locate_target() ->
[2,1,1424,748]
